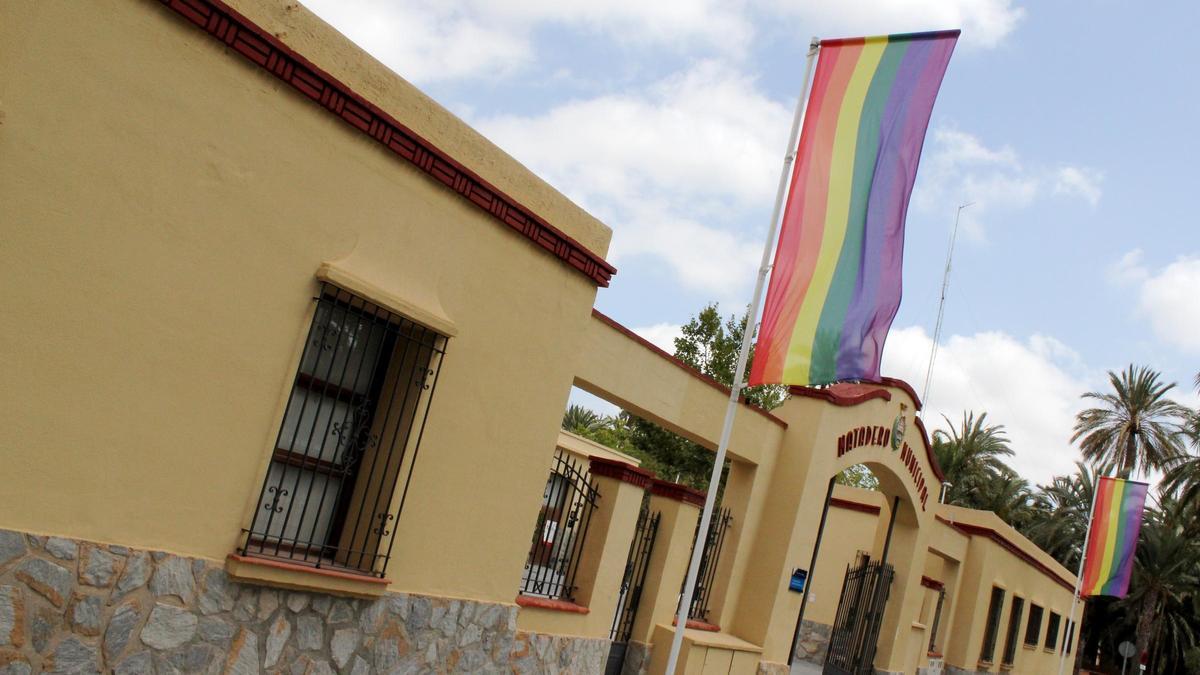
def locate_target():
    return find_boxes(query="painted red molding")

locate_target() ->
[515,595,589,614]
[790,383,892,407]
[650,479,707,508]
[156,0,615,287]
[590,310,787,429]
[876,377,923,411]
[829,496,882,515]
[226,553,390,585]
[920,575,945,590]
[589,456,655,488]
[912,415,945,482]
[935,515,1074,591]
[671,617,721,632]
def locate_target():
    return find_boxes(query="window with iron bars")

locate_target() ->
[927,586,946,654]
[1024,603,1043,646]
[1002,595,1024,666]
[1045,612,1061,651]
[979,586,1005,663]
[240,284,445,577]
[519,449,600,602]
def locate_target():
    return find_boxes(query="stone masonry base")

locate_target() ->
[792,619,832,666]
[0,528,608,673]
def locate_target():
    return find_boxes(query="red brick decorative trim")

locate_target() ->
[912,416,945,482]
[877,377,923,411]
[934,516,1075,591]
[671,617,721,632]
[590,310,787,428]
[829,497,882,515]
[515,595,589,614]
[589,457,655,488]
[226,553,390,585]
[920,575,944,590]
[789,383,893,408]
[156,0,616,287]
[651,479,707,508]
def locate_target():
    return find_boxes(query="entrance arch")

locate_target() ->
[730,379,943,675]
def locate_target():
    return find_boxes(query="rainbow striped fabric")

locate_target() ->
[750,31,958,386]
[1081,477,1148,597]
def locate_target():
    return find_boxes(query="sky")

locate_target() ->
[302,0,1199,485]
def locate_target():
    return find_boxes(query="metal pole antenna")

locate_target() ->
[663,37,820,674]
[1058,480,1100,675]
[919,201,972,414]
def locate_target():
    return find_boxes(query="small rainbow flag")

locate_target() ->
[750,31,958,386]
[1081,477,1148,598]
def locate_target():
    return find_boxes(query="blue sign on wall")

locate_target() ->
[789,568,808,593]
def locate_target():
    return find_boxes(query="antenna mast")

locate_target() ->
[920,201,972,413]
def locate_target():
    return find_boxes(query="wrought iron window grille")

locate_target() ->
[928,586,946,653]
[980,586,1006,663]
[239,284,446,578]
[610,504,661,642]
[683,506,734,622]
[1002,596,1025,665]
[1024,604,1044,646]
[519,449,601,602]
[1044,612,1061,651]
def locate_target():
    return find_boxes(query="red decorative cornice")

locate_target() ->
[920,575,944,590]
[789,383,893,408]
[589,457,654,488]
[590,310,787,428]
[876,377,923,411]
[935,515,1074,591]
[515,595,589,614]
[156,0,615,287]
[912,416,945,482]
[650,479,707,508]
[829,497,882,515]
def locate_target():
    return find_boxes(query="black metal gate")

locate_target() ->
[823,553,895,675]
[605,506,660,675]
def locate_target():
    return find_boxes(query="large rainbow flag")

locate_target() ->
[750,31,958,386]
[1080,477,1148,598]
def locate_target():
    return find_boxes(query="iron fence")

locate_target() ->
[240,284,445,577]
[685,506,733,622]
[520,449,600,602]
[824,552,895,675]
[928,586,946,653]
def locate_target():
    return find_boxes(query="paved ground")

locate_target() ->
[790,659,823,675]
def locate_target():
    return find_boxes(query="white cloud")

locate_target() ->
[1137,256,1200,354]
[1053,166,1104,207]
[478,61,789,297]
[302,0,751,84]
[633,323,684,353]
[915,128,1102,239]
[765,0,1025,49]
[1108,248,1148,285]
[883,326,1092,483]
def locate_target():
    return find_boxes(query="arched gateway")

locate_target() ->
[731,378,943,675]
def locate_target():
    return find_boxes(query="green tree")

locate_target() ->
[835,464,880,491]
[931,411,1015,509]
[671,303,787,410]
[1162,373,1200,515]
[562,404,606,436]
[1072,365,1188,478]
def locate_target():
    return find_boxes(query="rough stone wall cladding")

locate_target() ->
[0,529,607,674]
[754,661,789,675]
[792,619,831,666]
[619,641,650,675]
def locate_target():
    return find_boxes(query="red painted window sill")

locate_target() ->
[927,652,943,658]
[672,617,721,632]
[515,595,590,614]
[227,553,390,585]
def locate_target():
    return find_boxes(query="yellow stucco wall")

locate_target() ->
[0,0,611,605]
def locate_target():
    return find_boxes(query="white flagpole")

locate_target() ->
[664,37,820,674]
[1058,477,1101,675]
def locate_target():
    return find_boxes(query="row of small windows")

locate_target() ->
[981,586,1073,665]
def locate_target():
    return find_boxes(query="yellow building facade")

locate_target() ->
[0,1,1079,673]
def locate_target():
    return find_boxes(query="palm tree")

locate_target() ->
[561,404,607,436]
[931,411,1014,507]
[972,466,1032,527]
[1119,498,1200,672]
[1071,365,1188,478]
[1162,374,1200,514]
[1024,462,1097,569]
